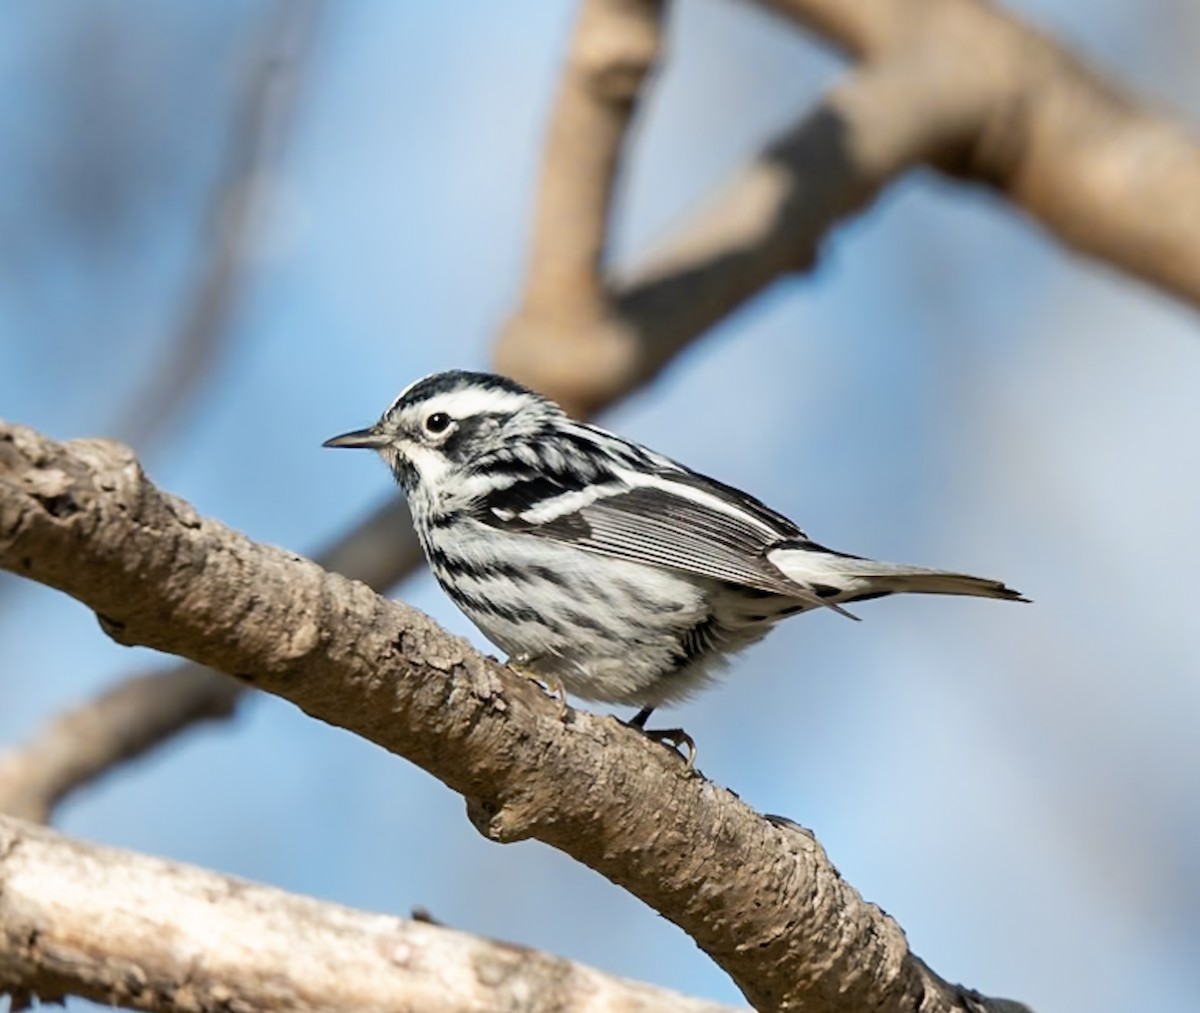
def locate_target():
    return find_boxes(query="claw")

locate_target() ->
[624,712,697,770]
[644,727,697,770]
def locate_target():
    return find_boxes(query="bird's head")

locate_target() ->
[323,370,564,495]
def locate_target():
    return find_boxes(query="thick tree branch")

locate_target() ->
[0,421,1031,1013]
[0,494,425,824]
[0,814,739,1013]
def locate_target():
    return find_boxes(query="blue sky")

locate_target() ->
[2,3,1199,1011]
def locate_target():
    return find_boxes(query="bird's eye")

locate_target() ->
[424,412,452,435]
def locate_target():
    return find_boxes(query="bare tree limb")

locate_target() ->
[607,57,983,387]
[524,0,666,321]
[0,813,740,1013]
[761,0,1200,308]
[0,422,1032,1013]
[495,0,669,416]
[497,23,984,416]
[503,0,1200,422]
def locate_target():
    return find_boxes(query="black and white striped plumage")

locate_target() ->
[325,370,1025,713]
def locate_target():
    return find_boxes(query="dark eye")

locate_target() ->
[424,412,452,435]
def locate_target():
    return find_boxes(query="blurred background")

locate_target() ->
[1,1,1198,1011]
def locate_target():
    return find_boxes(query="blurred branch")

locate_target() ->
[0,421,1031,1013]
[0,668,239,823]
[607,57,981,388]
[116,0,324,449]
[524,0,665,320]
[496,5,979,416]
[501,0,1200,420]
[495,0,667,415]
[0,814,739,1013]
[760,0,1200,307]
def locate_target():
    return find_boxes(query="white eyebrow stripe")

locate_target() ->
[397,388,536,421]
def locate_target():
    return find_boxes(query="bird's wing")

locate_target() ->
[476,468,841,611]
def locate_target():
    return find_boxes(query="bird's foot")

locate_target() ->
[507,657,570,720]
[626,707,696,771]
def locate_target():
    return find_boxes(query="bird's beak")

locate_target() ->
[322,426,390,450]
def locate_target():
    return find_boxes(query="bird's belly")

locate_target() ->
[423,526,713,705]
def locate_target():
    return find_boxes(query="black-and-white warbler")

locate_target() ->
[325,370,1025,729]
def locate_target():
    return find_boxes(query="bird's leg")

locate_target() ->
[507,655,569,720]
[626,707,697,771]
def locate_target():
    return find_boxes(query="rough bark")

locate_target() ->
[0,422,1031,1013]
[0,814,739,1013]
[0,490,425,825]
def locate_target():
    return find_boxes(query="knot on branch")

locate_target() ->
[465,793,539,844]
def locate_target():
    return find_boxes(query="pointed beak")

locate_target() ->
[322,426,390,450]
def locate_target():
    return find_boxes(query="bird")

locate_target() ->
[324,370,1025,740]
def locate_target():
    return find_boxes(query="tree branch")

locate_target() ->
[496,0,669,417]
[524,0,666,320]
[762,0,1200,308]
[0,667,240,823]
[0,421,1031,1013]
[0,814,739,1013]
[503,0,1200,425]
[497,28,985,417]
[0,493,425,824]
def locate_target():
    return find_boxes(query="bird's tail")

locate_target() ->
[769,542,1028,608]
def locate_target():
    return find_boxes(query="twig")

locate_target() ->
[0,421,1032,1013]
[0,813,740,1013]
